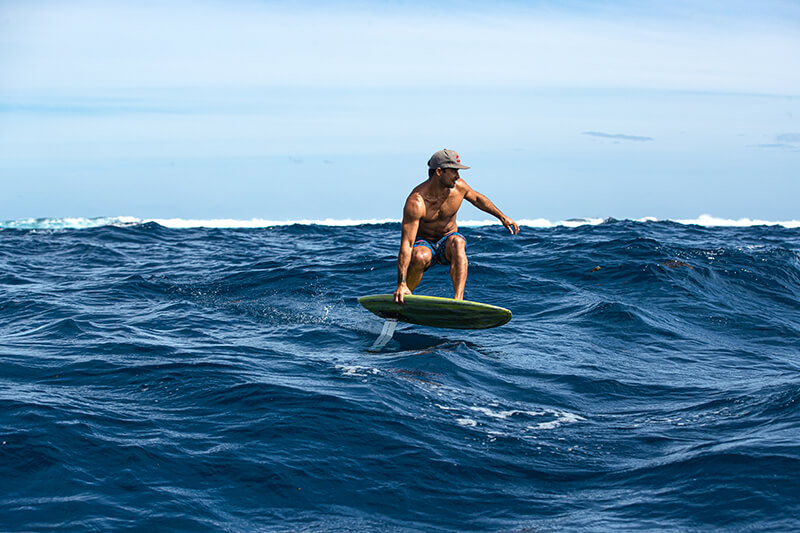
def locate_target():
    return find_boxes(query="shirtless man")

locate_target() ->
[393,149,519,304]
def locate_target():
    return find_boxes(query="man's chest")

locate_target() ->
[421,195,464,221]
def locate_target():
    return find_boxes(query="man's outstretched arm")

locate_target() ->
[464,184,520,235]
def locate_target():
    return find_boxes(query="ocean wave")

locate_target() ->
[2,214,799,230]
[2,211,798,531]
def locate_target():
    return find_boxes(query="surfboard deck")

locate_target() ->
[358,294,512,330]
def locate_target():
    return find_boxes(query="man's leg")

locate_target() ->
[445,235,468,300]
[407,246,433,291]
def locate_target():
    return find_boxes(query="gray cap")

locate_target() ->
[427,149,470,170]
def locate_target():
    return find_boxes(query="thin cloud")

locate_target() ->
[582,131,654,142]
[756,143,793,149]
[776,133,800,143]
[755,133,800,149]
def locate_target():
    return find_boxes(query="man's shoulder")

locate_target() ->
[406,182,429,203]
[453,178,474,200]
[403,190,425,216]
[454,178,472,192]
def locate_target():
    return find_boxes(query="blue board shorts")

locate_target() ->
[413,231,467,270]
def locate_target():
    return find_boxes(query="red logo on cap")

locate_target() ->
[455,153,461,163]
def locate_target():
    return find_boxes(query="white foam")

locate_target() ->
[151,217,397,228]
[674,214,800,228]
[526,411,586,431]
[439,402,586,434]
[2,214,798,230]
[0,216,139,230]
[514,218,606,228]
[335,365,379,377]
[469,406,540,419]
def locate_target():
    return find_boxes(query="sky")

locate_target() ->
[1,0,798,222]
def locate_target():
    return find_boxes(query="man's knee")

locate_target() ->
[411,246,433,269]
[447,235,467,259]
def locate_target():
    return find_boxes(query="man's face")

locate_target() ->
[439,168,460,188]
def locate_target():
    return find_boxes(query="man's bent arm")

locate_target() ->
[397,230,414,286]
[465,187,520,235]
[394,198,422,303]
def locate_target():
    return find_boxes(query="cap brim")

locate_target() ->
[443,164,470,169]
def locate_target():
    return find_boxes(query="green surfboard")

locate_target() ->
[358,294,512,330]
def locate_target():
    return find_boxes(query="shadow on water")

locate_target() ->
[365,326,501,358]
[364,328,446,353]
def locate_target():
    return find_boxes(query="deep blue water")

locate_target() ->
[1,220,799,532]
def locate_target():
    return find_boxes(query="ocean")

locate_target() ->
[1,216,798,532]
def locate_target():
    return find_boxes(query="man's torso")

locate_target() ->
[410,180,466,241]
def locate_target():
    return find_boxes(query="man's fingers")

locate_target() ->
[504,219,520,235]
[393,290,407,304]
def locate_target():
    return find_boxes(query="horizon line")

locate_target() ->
[2,215,799,230]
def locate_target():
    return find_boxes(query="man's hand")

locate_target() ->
[501,216,520,235]
[394,283,412,304]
